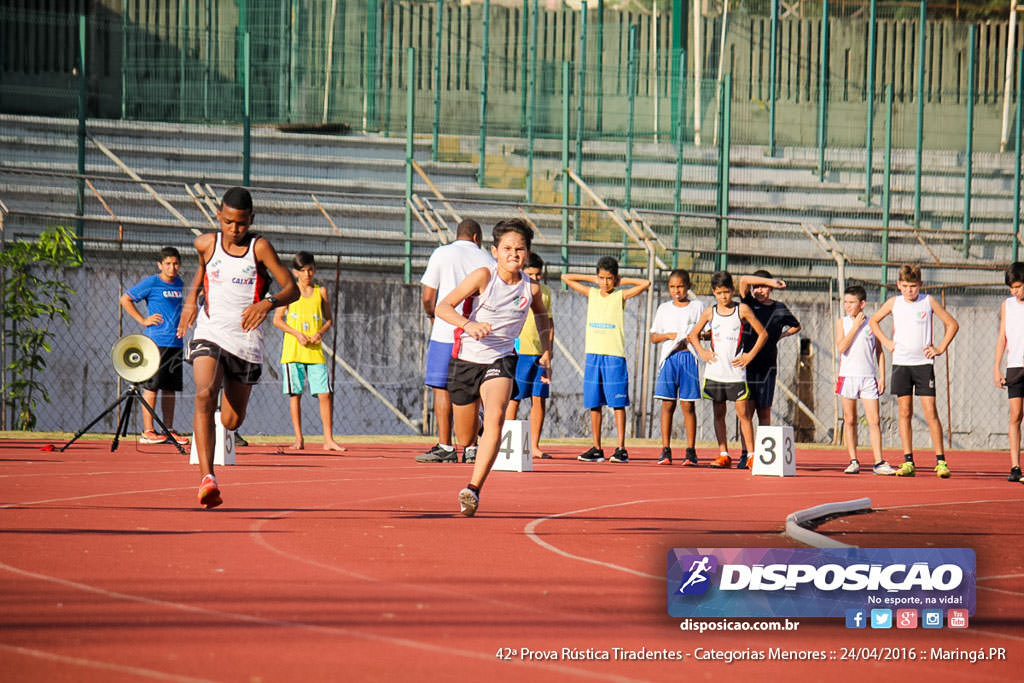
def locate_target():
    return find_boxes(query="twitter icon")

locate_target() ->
[870,609,893,629]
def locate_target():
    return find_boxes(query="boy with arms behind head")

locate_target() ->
[869,264,959,478]
[687,271,768,469]
[992,262,1024,483]
[178,187,298,508]
[119,246,188,445]
[836,285,894,475]
[562,257,650,463]
[273,251,344,452]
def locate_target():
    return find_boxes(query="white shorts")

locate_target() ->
[836,376,879,400]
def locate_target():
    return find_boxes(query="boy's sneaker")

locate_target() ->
[577,447,604,462]
[710,454,732,468]
[458,487,479,517]
[168,431,189,446]
[416,444,457,463]
[462,446,477,464]
[609,448,629,463]
[844,460,861,474]
[737,453,750,470]
[934,461,951,478]
[681,449,699,466]
[1008,466,1022,482]
[198,475,222,509]
[657,447,672,465]
[895,461,916,477]
[234,433,249,448]
[872,461,896,476]
[139,429,167,444]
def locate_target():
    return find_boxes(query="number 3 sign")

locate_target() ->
[751,425,796,477]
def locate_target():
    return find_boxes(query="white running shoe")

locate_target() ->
[844,460,861,474]
[458,487,479,517]
[872,461,896,476]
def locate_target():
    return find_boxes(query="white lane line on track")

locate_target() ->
[878,497,1022,511]
[0,643,215,683]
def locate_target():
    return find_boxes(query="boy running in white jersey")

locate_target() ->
[178,187,298,508]
[686,271,767,469]
[835,285,894,475]
[992,262,1024,483]
[434,219,552,517]
[869,264,959,478]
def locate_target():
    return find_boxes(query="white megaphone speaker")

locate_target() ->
[111,334,161,383]
[61,335,186,455]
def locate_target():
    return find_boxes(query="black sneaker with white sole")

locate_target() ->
[657,447,672,465]
[1009,466,1022,482]
[577,447,604,462]
[609,448,629,463]
[416,443,458,463]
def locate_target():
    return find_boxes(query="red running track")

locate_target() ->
[0,438,1020,682]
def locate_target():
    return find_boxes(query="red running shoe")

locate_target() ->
[198,474,222,508]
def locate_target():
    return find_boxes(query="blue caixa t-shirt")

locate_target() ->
[126,275,184,348]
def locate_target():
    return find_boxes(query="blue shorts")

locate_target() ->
[653,351,700,401]
[512,354,550,400]
[583,354,630,409]
[283,362,331,396]
[424,340,454,389]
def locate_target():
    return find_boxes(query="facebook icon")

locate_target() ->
[845,609,867,629]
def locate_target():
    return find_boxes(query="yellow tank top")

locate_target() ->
[585,288,625,357]
[516,283,551,355]
[280,285,326,364]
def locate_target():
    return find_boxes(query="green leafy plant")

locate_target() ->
[0,226,82,430]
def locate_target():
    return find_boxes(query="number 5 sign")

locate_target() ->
[751,425,796,477]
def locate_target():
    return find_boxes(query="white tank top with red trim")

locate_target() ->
[454,265,533,365]
[194,236,268,364]
[704,305,746,383]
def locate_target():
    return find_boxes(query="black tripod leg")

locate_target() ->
[60,390,131,452]
[111,393,134,453]
[131,387,187,455]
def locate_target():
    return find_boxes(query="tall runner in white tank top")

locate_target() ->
[993,266,1024,481]
[178,188,298,509]
[869,271,959,478]
[434,220,552,517]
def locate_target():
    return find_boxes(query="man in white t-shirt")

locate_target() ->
[416,219,495,463]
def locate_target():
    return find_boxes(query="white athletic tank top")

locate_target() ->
[1004,297,1024,369]
[454,265,533,365]
[704,305,745,383]
[892,294,933,366]
[839,315,877,378]
[193,235,269,364]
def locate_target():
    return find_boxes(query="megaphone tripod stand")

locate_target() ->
[61,383,187,455]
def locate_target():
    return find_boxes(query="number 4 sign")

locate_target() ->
[491,420,533,472]
[751,425,796,477]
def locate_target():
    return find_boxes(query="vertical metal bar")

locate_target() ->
[693,0,702,145]
[672,50,685,269]
[768,0,778,155]
[817,0,829,181]
[864,0,877,204]
[478,0,490,187]
[881,83,893,302]
[383,0,394,135]
[405,47,416,285]
[243,31,251,186]
[431,0,442,161]
[526,0,538,204]
[1000,0,1019,153]
[205,0,212,121]
[77,14,86,246]
[520,0,529,133]
[575,0,587,201]
[1013,48,1023,261]
[625,25,637,213]
[596,0,604,133]
[962,25,976,257]
[121,6,127,119]
[671,0,684,136]
[179,0,186,121]
[913,0,926,227]
[719,73,731,271]
[561,61,570,274]
[366,0,380,129]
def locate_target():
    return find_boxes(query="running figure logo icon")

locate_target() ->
[676,555,718,596]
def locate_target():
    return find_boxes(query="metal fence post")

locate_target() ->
[120,8,127,119]
[77,14,86,246]
[672,50,685,269]
[913,0,927,227]
[718,73,732,271]
[206,0,213,121]
[366,0,380,130]
[625,25,637,213]
[526,0,538,204]
[575,1,587,204]
[179,0,186,122]
[562,61,570,272]
[520,0,529,134]
[478,0,490,187]
[383,0,394,136]
[881,83,894,302]
[864,0,877,204]
[962,25,977,257]
[405,47,415,285]
[243,31,251,186]
[817,0,829,182]
[768,0,778,156]
[431,0,442,161]
[1013,49,1023,261]
[596,0,604,134]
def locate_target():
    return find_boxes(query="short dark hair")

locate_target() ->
[898,264,922,284]
[752,269,772,279]
[596,256,619,277]
[1005,262,1024,287]
[845,284,867,301]
[667,268,691,288]
[526,252,544,270]
[456,219,482,241]
[292,251,316,270]
[710,270,734,291]
[221,186,253,212]
[492,218,533,251]
[158,246,181,262]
